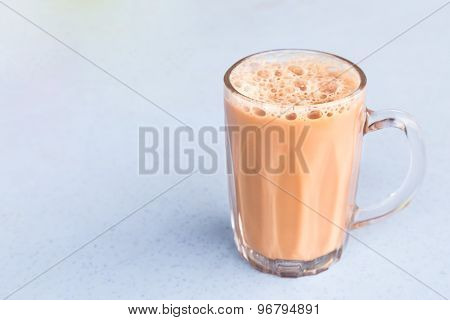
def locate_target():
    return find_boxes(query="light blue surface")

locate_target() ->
[0,0,449,299]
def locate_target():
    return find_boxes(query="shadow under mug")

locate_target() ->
[223,49,425,277]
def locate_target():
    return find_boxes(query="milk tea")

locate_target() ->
[224,50,366,271]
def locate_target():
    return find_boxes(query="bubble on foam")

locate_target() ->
[294,80,307,91]
[257,70,269,79]
[288,65,304,76]
[228,51,362,121]
[286,113,297,120]
[319,81,337,94]
[253,107,266,117]
[307,110,322,119]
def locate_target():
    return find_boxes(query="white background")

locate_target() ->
[0,0,449,299]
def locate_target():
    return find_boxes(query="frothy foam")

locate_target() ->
[228,51,362,120]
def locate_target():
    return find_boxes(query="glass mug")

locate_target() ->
[223,49,425,277]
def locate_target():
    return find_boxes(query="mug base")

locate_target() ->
[237,243,343,277]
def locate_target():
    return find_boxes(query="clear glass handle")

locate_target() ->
[352,109,426,229]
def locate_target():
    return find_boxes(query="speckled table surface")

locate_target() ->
[1,0,449,299]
